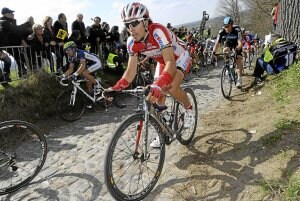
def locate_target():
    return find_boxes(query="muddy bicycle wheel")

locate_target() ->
[0,120,47,195]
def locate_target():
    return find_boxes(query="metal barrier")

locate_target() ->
[0,42,127,85]
[0,46,63,84]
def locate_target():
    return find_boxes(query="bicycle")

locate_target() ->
[0,120,47,195]
[219,51,238,99]
[104,86,198,201]
[56,76,123,122]
[131,63,154,88]
[183,57,207,81]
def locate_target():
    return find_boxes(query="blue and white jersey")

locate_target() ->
[68,49,100,66]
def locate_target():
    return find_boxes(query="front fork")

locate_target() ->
[70,86,77,106]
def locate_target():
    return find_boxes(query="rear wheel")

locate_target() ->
[56,88,85,121]
[175,88,198,145]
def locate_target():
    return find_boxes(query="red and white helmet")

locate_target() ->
[121,2,149,22]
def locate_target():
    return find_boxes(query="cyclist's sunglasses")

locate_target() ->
[224,24,230,28]
[125,20,142,29]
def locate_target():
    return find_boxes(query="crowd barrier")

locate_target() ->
[0,42,120,85]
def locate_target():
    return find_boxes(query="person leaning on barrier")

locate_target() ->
[26,23,52,70]
[0,50,12,82]
[252,34,298,85]
[0,7,27,77]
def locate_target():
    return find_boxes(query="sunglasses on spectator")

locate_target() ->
[124,20,142,29]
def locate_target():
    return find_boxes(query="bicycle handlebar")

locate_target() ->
[59,78,69,87]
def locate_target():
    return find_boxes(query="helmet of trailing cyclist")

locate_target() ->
[64,41,77,51]
[121,2,149,22]
[223,16,233,25]
[240,27,245,33]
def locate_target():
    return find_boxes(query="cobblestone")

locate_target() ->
[1,66,225,201]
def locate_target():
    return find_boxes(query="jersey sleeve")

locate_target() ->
[216,29,224,44]
[126,36,136,56]
[152,27,172,50]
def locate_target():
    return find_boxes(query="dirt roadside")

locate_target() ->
[172,73,300,201]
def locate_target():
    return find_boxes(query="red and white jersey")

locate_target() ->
[127,23,187,65]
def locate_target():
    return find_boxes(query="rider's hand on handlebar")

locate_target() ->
[68,74,77,81]
[111,78,129,91]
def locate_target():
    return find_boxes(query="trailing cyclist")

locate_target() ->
[109,2,196,147]
[241,29,255,67]
[212,16,244,88]
[62,41,102,94]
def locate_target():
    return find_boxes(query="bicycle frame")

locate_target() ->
[130,89,180,159]
[61,79,106,105]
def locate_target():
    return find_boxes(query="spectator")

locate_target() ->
[53,13,68,73]
[43,16,56,72]
[252,34,297,84]
[88,16,106,55]
[106,45,124,74]
[119,26,129,62]
[68,30,82,49]
[26,23,51,71]
[0,50,12,82]
[271,2,279,32]
[107,25,120,44]
[71,13,87,46]
[0,7,27,77]
[19,16,35,44]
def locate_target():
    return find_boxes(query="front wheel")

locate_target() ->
[0,120,47,195]
[104,114,165,201]
[56,88,85,121]
[175,88,198,145]
[220,66,233,99]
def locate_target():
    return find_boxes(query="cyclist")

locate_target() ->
[62,41,102,94]
[212,16,243,88]
[186,33,201,68]
[242,30,255,67]
[109,2,195,147]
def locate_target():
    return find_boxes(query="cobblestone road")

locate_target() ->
[1,66,225,201]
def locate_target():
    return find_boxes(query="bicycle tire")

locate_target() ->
[0,120,47,195]
[55,88,85,122]
[248,51,254,70]
[221,66,233,99]
[183,69,192,81]
[175,88,198,145]
[104,113,165,201]
[134,73,146,87]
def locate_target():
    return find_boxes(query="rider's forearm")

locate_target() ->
[236,41,243,50]
[122,56,138,83]
[212,43,220,53]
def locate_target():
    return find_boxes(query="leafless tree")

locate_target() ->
[216,0,242,24]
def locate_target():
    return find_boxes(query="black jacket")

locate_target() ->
[71,20,87,43]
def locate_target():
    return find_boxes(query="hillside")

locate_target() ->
[176,9,271,39]
[170,62,300,200]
